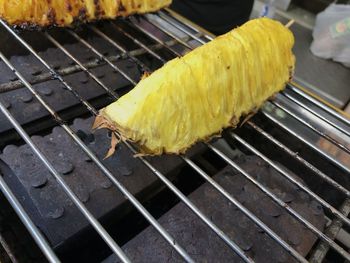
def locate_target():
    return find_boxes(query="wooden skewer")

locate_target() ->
[285,19,295,29]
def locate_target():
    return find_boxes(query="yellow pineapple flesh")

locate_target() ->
[94,17,296,156]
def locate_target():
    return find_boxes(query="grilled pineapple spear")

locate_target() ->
[0,0,171,27]
[94,17,296,156]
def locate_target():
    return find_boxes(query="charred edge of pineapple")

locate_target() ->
[93,113,125,158]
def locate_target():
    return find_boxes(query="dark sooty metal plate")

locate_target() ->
[104,156,326,263]
[0,116,204,247]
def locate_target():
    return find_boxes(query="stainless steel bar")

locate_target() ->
[310,198,350,263]
[271,99,350,155]
[207,143,350,261]
[287,83,350,127]
[247,120,350,197]
[89,25,150,72]
[157,11,207,45]
[262,109,350,174]
[0,40,194,263]
[110,22,167,63]
[127,18,182,57]
[181,156,307,263]
[0,171,60,263]
[43,32,119,100]
[0,100,130,263]
[65,29,138,86]
[143,16,194,50]
[281,91,350,138]
[231,133,350,228]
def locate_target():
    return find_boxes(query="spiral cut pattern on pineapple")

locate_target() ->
[93,17,296,156]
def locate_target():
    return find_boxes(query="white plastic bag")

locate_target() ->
[310,4,350,68]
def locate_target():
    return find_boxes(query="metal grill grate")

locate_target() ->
[0,9,349,263]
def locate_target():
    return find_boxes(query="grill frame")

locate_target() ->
[0,8,349,263]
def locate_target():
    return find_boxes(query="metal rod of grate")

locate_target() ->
[0,169,60,263]
[157,11,207,45]
[0,10,349,263]
[126,18,182,57]
[43,32,119,100]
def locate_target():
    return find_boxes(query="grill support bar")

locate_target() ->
[0,170,60,263]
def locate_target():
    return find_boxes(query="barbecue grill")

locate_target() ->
[0,8,350,263]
